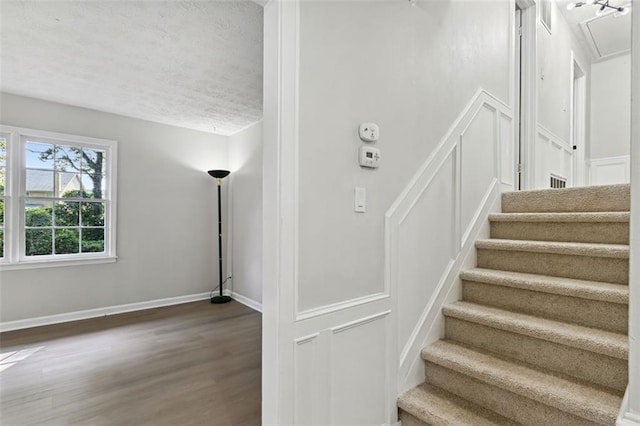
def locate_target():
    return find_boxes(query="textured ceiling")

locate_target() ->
[0,1,263,136]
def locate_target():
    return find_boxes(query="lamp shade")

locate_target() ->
[208,169,230,179]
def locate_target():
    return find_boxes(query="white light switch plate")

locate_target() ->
[354,187,366,212]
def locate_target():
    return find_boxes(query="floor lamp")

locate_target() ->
[208,169,231,304]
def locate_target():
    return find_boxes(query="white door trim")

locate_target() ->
[571,52,587,187]
[516,2,538,190]
[262,1,300,423]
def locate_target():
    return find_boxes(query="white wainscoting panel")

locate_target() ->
[291,302,392,425]
[397,151,455,355]
[500,113,515,188]
[330,312,389,426]
[461,105,497,239]
[590,156,631,185]
[534,126,573,189]
[294,333,320,425]
[385,89,513,395]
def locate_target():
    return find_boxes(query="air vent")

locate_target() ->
[550,174,567,189]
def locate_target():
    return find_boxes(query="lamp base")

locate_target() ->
[210,295,232,304]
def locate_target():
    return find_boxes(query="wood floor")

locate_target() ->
[0,300,261,425]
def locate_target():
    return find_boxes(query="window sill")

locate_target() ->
[0,256,117,271]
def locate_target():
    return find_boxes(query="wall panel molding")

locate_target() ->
[294,333,320,425]
[296,292,389,322]
[385,89,512,394]
[328,311,390,425]
[589,155,631,185]
[534,125,573,189]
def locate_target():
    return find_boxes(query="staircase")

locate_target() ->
[398,184,630,426]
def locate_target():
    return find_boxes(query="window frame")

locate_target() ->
[0,125,118,270]
[0,131,9,263]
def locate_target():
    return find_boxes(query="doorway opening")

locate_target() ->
[571,57,587,186]
[515,5,523,190]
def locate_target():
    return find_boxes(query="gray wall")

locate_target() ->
[295,0,511,312]
[229,121,263,307]
[0,93,229,322]
[627,4,640,417]
[537,2,592,143]
[590,54,631,159]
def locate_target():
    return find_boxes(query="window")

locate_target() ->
[0,136,6,260]
[0,125,117,269]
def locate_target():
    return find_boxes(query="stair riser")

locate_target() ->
[490,221,629,244]
[501,185,630,213]
[399,412,430,426]
[445,318,628,392]
[462,281,628,333]
[476,249,629,285]
[425,362,606,426]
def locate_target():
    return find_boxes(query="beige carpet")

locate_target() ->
[398,184,629,426]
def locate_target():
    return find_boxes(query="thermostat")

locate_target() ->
[359,146,381,168]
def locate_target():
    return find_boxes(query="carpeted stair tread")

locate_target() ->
[489,212,630,222]
[398,384,520,426]
[501,184,630,213]
[422,340,622,425]
[443,301,627,360]
[475,239,629,259]
[460,268,628,304]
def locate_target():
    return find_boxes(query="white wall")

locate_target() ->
[229,121,263,309]
[588,54,631,186]
[537,2,591,143]
[0,93,229,324]
[624,5,640,424]
[263,1,512,424]
[590,53,631,159]
[297,0,510,312]
[534,2,592,188]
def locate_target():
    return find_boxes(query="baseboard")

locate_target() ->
[617,388,640,426]
[618,411,640,426]
[230,291,262,312]
[0,292,211,332]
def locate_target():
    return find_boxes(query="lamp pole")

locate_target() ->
[208,169,231,304]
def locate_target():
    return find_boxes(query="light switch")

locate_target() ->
[354,187,366,213]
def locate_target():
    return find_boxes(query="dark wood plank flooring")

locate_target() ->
[0,300,261,425]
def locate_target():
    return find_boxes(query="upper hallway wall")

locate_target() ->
[295,0,512,312]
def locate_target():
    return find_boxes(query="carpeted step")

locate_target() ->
[443,302,628,391]
[460,268,628,333]
[476,239,629,284]
[398,384,519,426]
[489,212,629,244]
[422,340,622,426]
[501,184,630,213]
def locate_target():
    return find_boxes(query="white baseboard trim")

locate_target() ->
[0,292,211,332]
[230,291,263,312]
[618,416,640,426]
[617,388,640,426]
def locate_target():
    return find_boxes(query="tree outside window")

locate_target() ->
[25,142,107,257]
